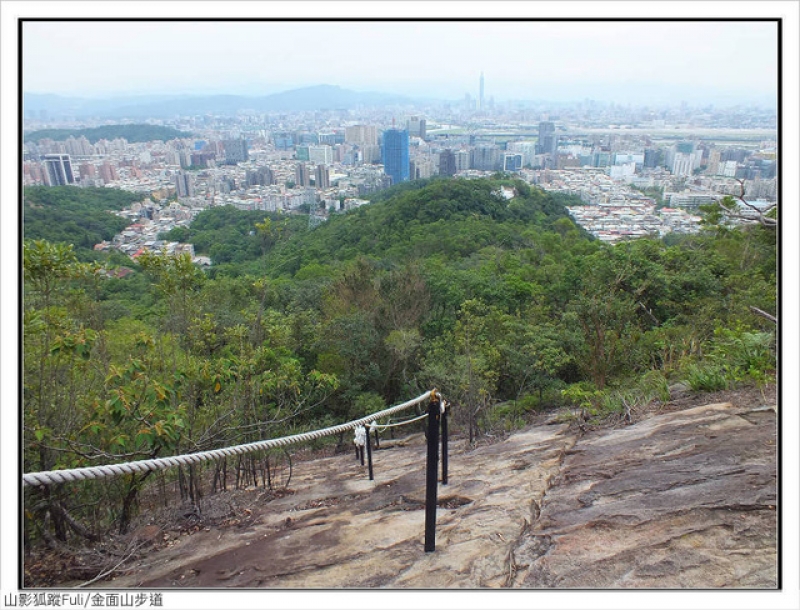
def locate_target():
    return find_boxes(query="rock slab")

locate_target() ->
[106,402,777,589]
[518,403,777,588]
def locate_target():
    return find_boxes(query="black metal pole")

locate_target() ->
[355,444,359,461]
[424,394,441,553]
[366,428,374,481]
[441,403,448,486]
[359,445,365,466]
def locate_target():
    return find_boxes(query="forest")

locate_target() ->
[22,177,777,546]
[24,124,190,144]
[24,186,142,259]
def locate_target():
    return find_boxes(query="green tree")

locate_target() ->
[137,250,205,338]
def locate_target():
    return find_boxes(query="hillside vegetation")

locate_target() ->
[22,177,776,544]
[23,186,142,259]
[24,124,190,143]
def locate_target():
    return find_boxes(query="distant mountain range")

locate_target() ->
[23,85,415,119]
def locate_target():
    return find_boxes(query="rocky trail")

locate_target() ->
[78,391,777,589]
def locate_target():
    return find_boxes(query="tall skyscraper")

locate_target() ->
[43,154,75,186]
[382,129,410,185]
[479,72,485,111]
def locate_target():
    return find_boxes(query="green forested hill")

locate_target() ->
[22,176,776,543]
[260,177,584,277]
[24,124,190,143]
[23,186,141,257]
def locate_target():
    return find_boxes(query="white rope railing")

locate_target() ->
[369,412,429,431]
[23,390,433,487]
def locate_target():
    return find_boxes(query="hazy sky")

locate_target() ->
[23,20,778,105]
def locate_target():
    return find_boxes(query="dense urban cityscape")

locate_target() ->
[23,75,777,262]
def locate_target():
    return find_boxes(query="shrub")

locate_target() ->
[683,363,730,392]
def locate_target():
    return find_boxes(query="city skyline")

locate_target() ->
[22,19,778,107]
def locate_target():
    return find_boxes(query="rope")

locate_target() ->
[23,390,433,487]
[369,412,429,431]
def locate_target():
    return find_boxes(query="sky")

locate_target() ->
[22,19,779,106]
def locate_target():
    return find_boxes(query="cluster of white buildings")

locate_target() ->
[94,199,210,264]
[566,202,702,243]
[533,168,703,243]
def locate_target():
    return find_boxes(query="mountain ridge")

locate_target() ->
[23,85,414,118]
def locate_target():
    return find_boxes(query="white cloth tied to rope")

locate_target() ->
[353,425,367,447]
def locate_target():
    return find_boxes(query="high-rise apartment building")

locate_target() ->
[439,149,457,176]
[315,164,330,190]
[643,148,662,169]
[503,153,523,172]
[43,154,75,186]
[537,122,556,156]
[246,167,275,187]
[179,150,193,169]
[78,163,96,180]
[174,171,195,198]
[361,145,382,164]
[471,146,500,171]
[479,72,485,111]
[190,152,215,169]
[223,139,249,165]
[407,116,427,140]
[295,162,311,187]
[345,125,378,146]
[454,150,470,172]
[99,162,118,184]
[382,129,410,185]
[308,145,333,165]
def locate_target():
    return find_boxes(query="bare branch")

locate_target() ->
[714,179,778,228]
[637,301,660,326]
[749,306,777,324]
[74,538,148,588]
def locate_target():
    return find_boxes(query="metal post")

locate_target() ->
[424,392,441,553]
[359,445,365,466]
[366,428,374,481]
[355,444,359,461]
[441,402,448,486]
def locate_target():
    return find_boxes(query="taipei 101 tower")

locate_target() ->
[479,72,485,110]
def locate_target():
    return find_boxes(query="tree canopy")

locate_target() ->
[24,124,191,144]
[23,186,141,258]
[22,176,776,551]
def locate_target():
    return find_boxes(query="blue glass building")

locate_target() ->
[382,129,410,185]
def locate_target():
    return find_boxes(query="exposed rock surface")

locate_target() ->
[105,401,776,589]
[518,403,777,588]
